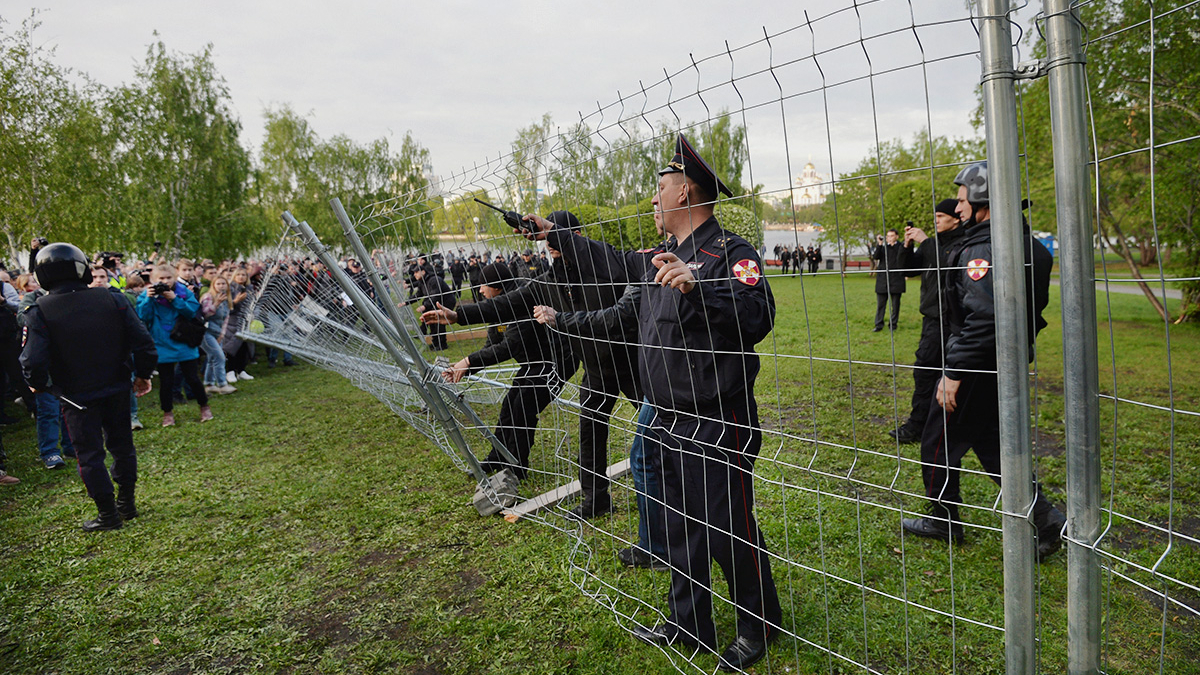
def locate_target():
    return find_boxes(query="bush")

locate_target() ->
[574,204,622,248]
[715,202,763,249]
[621,197,658,249]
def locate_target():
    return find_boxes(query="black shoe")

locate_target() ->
[267,361,277,369]
[718,634,773,672]
[873,326,884,333]
[902,515,964,543]
[632,623,697,648]
[566,495,614,521]
[116,487,139,520]
[889,425,921,444]
[82,509,123,532]
[617,547,670,571]
[0,414,19,425]
[282,360,296,367]
[1036,508,1067,562]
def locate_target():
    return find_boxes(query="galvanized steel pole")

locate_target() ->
[1043,2,1102,672]
[978,1,1038,673]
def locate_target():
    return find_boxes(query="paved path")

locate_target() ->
[1051,277,1182,300]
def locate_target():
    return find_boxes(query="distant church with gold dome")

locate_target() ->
[794,161,831,206]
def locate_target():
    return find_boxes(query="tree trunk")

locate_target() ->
[1100,219,1169,322]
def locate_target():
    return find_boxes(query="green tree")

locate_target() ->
[109,38,253,259]
[0,12,120,264]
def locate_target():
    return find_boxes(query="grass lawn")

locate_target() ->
[1,271,1196,674]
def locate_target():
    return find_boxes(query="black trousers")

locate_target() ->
[158,359,208,412]
[657,398,781,650]
[919,372,1059,522]
[578,368,642,501]
[63,390,135,501]
[426,322,448,350]
[875,292,901,330]
[904,316,947,433]
[484,364,574,479]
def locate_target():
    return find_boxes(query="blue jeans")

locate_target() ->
[264,311,293,365]
[201,333,226,386]
[35,391,74,460]
[630,399,667,558]
[130,372,139,421]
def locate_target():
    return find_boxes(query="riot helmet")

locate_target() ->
[34,243,93,290]
[953,161,989,207]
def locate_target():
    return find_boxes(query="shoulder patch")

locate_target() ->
[966,258,990,281]
[731,259,762,286]
[497,325,507,333]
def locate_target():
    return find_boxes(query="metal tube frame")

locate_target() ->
[328,198,517,467]
[978,2,1038,673]
[1042,2,1102,673]
[281,211,491,482]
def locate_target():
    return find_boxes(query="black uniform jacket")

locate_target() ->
[455,258,635,383]
[557,284,641,347]
[411,273,457,312]
[911,227,966,320]
[21,282,157,401]
[872,242,913,294]
[943,219,1052,380]
[549,216,775,419]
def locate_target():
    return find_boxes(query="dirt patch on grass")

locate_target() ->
[1033,431,1065,458]
[356,546,409,567]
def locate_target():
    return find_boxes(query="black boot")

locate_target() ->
[82,494,123,532]
[566,491,614,521]
[1034,504,1067,562]
[901,502,964,543]
[116,485,139,520]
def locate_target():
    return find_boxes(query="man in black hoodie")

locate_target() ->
[423,212,639,519]
[888,199,964,444]
[901,161,1066,562]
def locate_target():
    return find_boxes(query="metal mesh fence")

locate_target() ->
[239,1,1198,672]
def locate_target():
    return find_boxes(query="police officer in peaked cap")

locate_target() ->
[521,133,782,672]
[21,243,157,532]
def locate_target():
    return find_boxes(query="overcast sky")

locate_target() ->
[15,0,1022,197]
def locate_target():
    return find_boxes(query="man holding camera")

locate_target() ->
[871,228,913,332]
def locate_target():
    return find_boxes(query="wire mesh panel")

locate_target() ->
[235,0,1198,672]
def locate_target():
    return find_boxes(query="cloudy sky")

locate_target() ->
[15,0,1021,197]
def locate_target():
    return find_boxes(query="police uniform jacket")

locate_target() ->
[556,283,641,346]
[135,281,201,363]
[21,281,157,401]
[942,218,1052,381]
[549,216,774,419]
[411,273,457,312]
[872,242,912,295]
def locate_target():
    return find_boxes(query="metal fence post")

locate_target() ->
[978,1,1038,673]
[1042,2,1102,673]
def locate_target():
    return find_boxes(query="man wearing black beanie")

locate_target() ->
[889,197,964,443]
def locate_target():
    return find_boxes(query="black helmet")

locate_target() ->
[953,161,989,206]
[35,243,93,290]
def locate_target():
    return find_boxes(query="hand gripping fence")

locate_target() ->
[239,1,1198,673]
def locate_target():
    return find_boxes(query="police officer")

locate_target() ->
[888,199,963,444]
[531,134,781,671]
[901,162,1067,561]
[20,243,157,532]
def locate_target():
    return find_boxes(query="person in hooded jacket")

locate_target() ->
[422,210,639,520]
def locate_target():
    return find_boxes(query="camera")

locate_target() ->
[152,282,172,296]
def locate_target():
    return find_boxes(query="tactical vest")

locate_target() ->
[36,288,129,396]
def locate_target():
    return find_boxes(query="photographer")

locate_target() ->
[136,265,212,426]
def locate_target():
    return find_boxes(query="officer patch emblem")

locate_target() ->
[686,261,705,271]
[732,259,761,286]
[967,258,990,281]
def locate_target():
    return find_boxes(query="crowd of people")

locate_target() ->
[772,243,822,275]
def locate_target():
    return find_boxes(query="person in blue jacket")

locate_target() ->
[136,264,212,427]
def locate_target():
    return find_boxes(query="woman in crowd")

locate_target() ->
[136,264,212,426]
[200,276,236,395]
[223,268,254,384]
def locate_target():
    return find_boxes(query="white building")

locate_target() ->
[794,161,831,207]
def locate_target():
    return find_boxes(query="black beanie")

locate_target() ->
[547,210,583,231]
[935,198,958,218]
[480,262,514,290]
